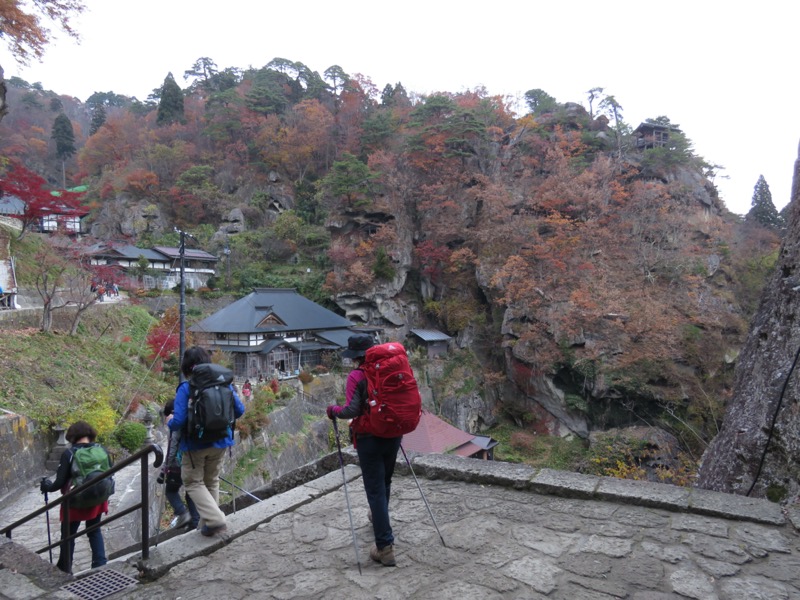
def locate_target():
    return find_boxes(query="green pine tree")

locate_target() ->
[51,113,76,187]
[51,113,75,160]
[156,72,185,125]
[746,175,783,229]
[373,246,395,280]
[89,103,106,135]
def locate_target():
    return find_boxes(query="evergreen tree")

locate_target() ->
[51,113,75,187]
[746,175,783,229]
[52,113,75,160]
[156,72,185,125]
[373,246,395,280]
[524,88,558,115]
[89,103,106,135]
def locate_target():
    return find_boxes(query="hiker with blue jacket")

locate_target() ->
[327,334,401,567]
[168,346,245,537]
[40,420,111,573]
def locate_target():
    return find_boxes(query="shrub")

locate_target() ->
[236,389,273,439]
[114,421,148,452]
[298,370,313,385]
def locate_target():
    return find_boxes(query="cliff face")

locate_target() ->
[697,141,800,500]
[326,108,758,442]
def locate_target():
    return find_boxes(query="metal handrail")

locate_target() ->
[0,442,163,570]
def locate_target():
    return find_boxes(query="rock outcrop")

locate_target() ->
[697,139,800,501]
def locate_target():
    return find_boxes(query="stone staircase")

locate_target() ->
[0,446,350,600]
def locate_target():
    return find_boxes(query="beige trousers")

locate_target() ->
[181,447,226,529]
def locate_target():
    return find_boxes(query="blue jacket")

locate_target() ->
[168,380,245,451]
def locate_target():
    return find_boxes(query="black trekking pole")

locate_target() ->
[219,476,263,503]
[332,418,362,575]
[43,490,53,564]
[399,445,446,547]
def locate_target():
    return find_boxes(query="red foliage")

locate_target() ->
[0,161,85,234]
[146,327,179,363]
[415,240,452,282]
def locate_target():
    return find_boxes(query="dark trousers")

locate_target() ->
[356,434,402,549]
[166,474,200,528]
[56,514,106,573]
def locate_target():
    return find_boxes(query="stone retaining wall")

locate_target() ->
[0,411,51,504]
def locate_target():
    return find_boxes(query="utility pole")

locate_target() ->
[175,227,197,382]
[224,239,231,289]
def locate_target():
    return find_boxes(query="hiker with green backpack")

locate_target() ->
[39,420,114,574]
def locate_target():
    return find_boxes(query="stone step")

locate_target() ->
[0,536,72,597]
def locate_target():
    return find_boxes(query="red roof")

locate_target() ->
[402,412,477,456]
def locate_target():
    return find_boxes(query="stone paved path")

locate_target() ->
[110,465,800,600]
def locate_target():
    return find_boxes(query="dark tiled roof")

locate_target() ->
[153,246,218,262]
[0,195,25,216]
[216,339,288,354]
[91,244,166,261]
[410,328,452,342]
[190,288,354,335]
[316,329,359,347]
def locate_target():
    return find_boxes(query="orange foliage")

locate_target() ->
[124,169,159,198]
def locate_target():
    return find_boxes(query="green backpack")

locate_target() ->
[70,445,115,509]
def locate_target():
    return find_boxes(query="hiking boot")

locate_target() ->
[369,544,396,567]
[200,524,228,537]
[173,511,192,529]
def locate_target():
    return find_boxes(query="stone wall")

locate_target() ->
[219,395,331,495]
[0,411,51,504]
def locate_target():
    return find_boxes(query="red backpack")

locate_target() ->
[352,342,422,438]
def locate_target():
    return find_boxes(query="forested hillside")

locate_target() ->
[0,57,785,478]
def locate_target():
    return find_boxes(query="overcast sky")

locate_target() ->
[1,0,798,215]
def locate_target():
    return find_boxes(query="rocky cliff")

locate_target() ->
[697,140,800,501]
[325,107,757,448]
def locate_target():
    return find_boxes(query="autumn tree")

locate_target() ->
[256,98,334,183]
[156,72,185,125]
[146,305,182,374]
[52,238,107,335]
[78,111,143,177]
[51,112,75,186]
[33,238,69,332]
[746,175,782,229]
[0,161,83,239]
[0,0,85,122]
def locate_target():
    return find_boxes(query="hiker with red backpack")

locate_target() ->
[327,334,422,567]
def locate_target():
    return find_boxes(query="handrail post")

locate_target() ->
[63,505,71,573]
[141,452,150,560]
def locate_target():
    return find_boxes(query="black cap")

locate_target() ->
[341,334,374,359]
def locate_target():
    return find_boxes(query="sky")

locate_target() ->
[1,0,798,216]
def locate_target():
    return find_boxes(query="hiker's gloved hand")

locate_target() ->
[326,405,341,420]
[39,478,52,493]
[156,470,166,485]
